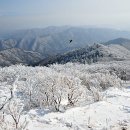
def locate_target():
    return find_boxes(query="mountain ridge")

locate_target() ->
[104,37,130,50]
[34,43,130,66]
[0,48,42,67]
[1,27,130,57]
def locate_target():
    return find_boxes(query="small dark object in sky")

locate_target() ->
[69,40,73,43]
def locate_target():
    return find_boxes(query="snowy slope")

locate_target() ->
[0,64,130,130]
[0,48,42,66]
[105,44,130,59]
[36,44,130,66]
[27,85,130,130]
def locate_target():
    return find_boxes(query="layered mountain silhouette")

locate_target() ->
[1,26,130,56]
[104,38,130,50]
[1,26,130,66]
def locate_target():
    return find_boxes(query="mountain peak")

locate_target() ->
[105,37,130,50]
[105,37,130,44]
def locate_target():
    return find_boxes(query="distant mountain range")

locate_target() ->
[1,26,130,56]
[104,38,130,50]
[0,26,130,66]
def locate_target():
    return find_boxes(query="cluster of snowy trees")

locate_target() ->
[0,61,129,129]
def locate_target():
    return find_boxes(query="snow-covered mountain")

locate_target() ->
[0,48,42,67]
[35,44,130,66]
[0,62,130,130]
[1,27,130,57]
[104,38,130,50]
[1,27,130,67]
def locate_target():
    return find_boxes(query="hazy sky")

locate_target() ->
[0,0,130,32]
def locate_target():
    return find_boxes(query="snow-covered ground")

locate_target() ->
[27,84,130,130]
[0,64,130,130]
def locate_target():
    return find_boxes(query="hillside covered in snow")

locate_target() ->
[0,61,130,130]
[1,27,130,130]
[36,43,130,66]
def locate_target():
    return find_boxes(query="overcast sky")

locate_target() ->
[0,0,130,33]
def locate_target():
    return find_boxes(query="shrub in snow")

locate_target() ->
[0,62,125,112]
[61,76,83,106]
[0,99,28,130]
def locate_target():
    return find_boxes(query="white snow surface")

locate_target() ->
[0,64,130,130]
[27,84,130,130]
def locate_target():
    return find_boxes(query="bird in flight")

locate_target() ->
[69,40,73,43]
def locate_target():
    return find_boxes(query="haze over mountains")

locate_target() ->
[0,26,130,66]
[104,37,130,50]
